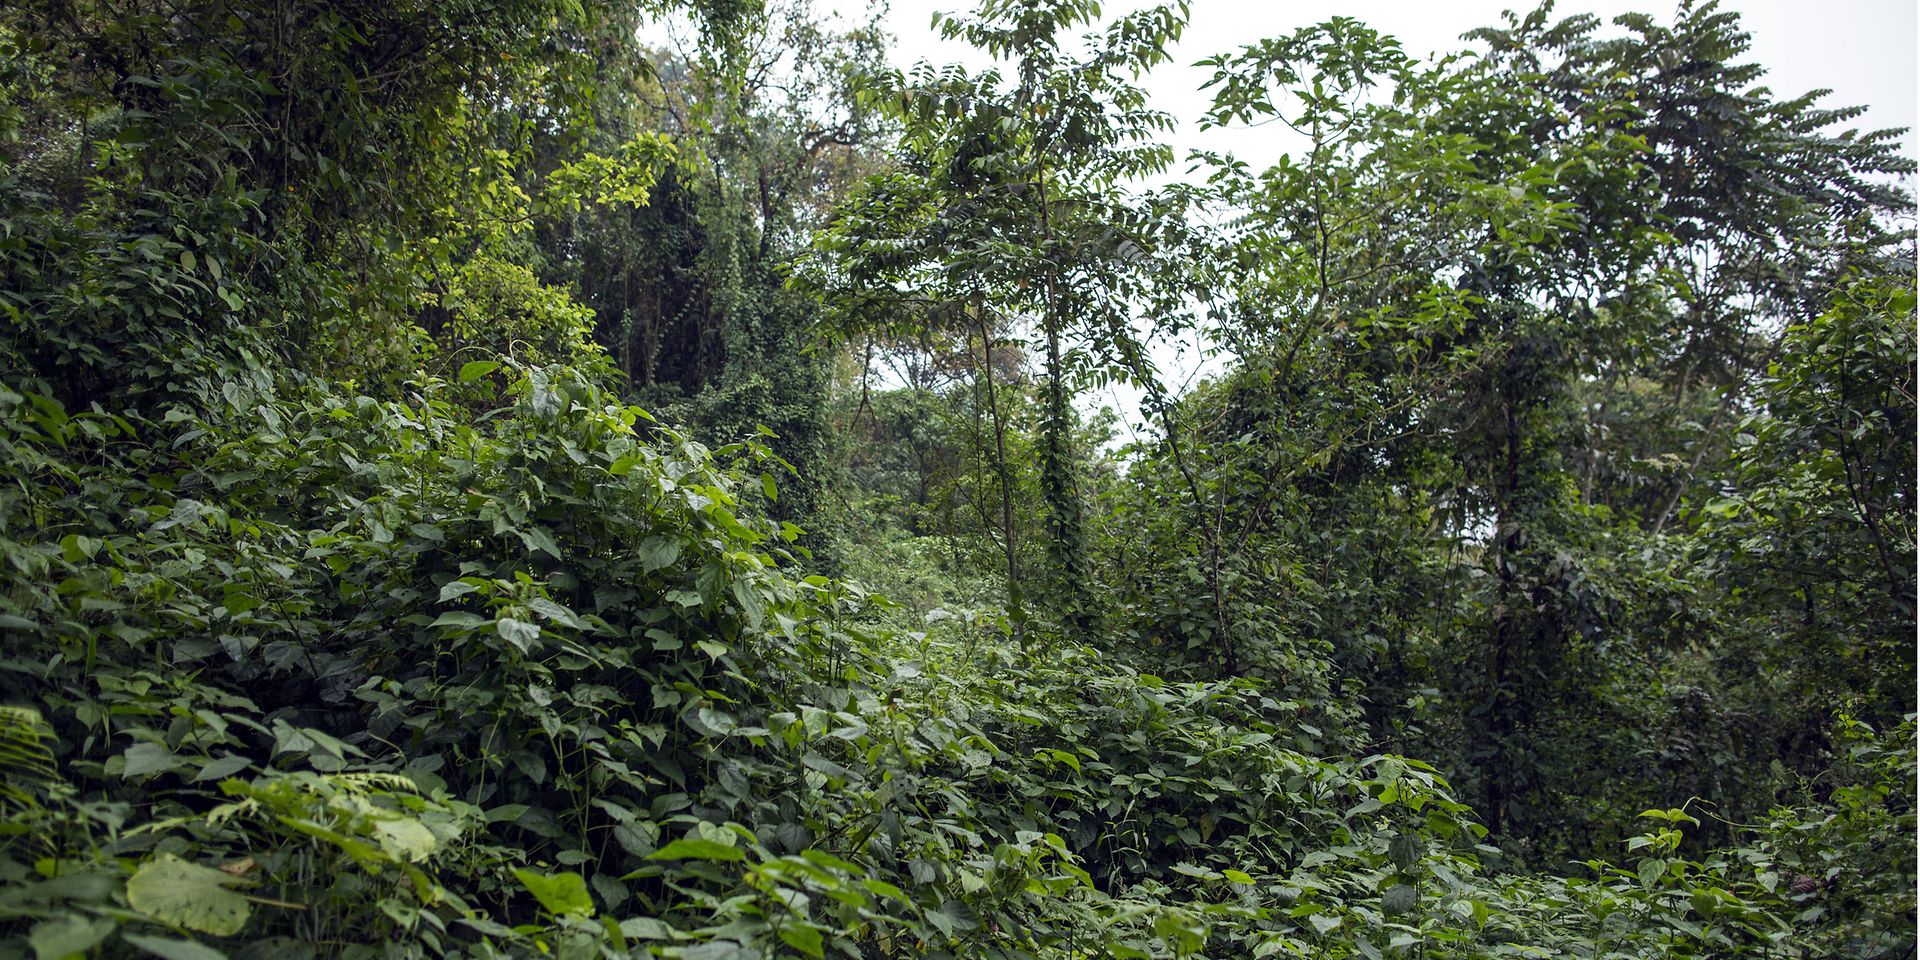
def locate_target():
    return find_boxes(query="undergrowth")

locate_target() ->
[0,362,1908,959]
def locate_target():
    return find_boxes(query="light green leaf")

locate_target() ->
[496,618,540,653]
[638,536,680,573]
[778,924,824,958]
[125,854,251,936]
[191,753,251,783]
[682,942,752,960]
[458,360,501,382]
[121,935,229,960]
[517,526,561,559]
[729,580,764,629]
[619,917,673,939]
[862,878,906,902]
[692,708,737,736]
[528,597,583,629]
[438,580,483,602]
[29,915,116,960]
[371,815,438,862]
[121,742,184,779]
[647,837,744,862]
[512,868,594,918]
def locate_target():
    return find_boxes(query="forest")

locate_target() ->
[0,0,1912,956]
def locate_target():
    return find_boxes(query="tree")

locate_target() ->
[528,1,889,541]
[1149,1,1914,851]
[801,0,1188,644]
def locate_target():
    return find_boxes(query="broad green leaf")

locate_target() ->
[778,924,824,958]
[512,868,594,917]
[862,878,906,902]
[647,837,744,862]
[496,617,540,652]
[730,580,764,628]
[517,526,561,559]
[121,743,185,779]
[125,854,250,936]
[637,536,680,573]
[371,815,438,862]
[29,915,116,960]
[528,597,583,628]
[691,707,737,736]
[485,804,531,823]
[681,942,752,960]
[458,360,501,382]
[438,580,483,602]
[121,935,229,960]
[620,917,673,939]
[191,753,251,783]
[1382,883,1418,917]
[1389,832,1422,870]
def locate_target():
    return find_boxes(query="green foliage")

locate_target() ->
[0,0,1911,957]
[124,856,253,937]
[1703,276,1916,715]
[1116,0,1917,863]
[800,0,1195,642]
[5,342,1899,955]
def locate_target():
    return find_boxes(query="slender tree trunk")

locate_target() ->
[1484,389,1522,840]
[1033,164,1093,638]
[975,301,1025,642]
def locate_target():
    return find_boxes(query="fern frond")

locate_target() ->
[0,705,56,809]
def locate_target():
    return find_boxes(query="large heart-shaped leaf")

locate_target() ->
[125,854,251,936]
[1382,882,1419,917]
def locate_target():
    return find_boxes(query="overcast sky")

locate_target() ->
[778,0,1917,433]
[857,0,1917,161]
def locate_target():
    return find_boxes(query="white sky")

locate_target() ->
[722,0,1914,437]
[860,0,1917,161]
[822,0,1918,437]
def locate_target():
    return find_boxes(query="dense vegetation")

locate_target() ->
[0,0,1912,958]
